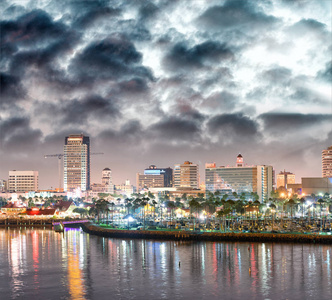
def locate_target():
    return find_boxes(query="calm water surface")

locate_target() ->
[0,228,331,300]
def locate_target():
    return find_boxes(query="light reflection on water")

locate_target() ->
[0,228,331,300]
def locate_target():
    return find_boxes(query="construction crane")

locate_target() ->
[44,152,104,190]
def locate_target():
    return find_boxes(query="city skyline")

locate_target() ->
[1,0,331,189]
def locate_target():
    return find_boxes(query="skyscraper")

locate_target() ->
[102,168,114,194]
[276,171,295,189]
[64,134,90,192]
[173,161,199,189]
[322,146,332,178]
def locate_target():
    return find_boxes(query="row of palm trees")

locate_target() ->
[88,191,331,231]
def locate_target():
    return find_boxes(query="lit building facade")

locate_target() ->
[302,177,332,195]
[102,168,114,194]
[136,165,173,191]
[64,134,90,192]
[322,146,332,178]
[173,161,199,189]
[276,171,295,189]
[115,180,135,196]
[8,171,39,192]
[205,154,273,202]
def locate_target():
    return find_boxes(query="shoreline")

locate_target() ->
[81,223,332,244]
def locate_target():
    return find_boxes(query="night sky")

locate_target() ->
[1,0,331,190]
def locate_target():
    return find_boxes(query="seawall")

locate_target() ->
[81,223,332,244]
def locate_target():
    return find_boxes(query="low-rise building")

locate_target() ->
[302,177,332,195]
[8,171,39,192]
[136,165,173,191]
[205,154,273,202]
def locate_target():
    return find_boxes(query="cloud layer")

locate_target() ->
[0,0,331,188]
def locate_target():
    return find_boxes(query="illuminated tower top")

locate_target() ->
[236,154,244,167]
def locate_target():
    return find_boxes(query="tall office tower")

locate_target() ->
[173,161,199,189]
[322,146,332,178]
[8,171,39,192]
[205,155,273,202]
[102,168,114,194]
[64,134,90,192]
[276,171,296,189]
[136,165,173,191]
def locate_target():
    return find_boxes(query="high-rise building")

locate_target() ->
[102,168,114,194]
[205,154,273,202]
[173,161,199,189]
[276,171,295,189]
[8,171,38,192]
[0,180,7,192]
[64,134,90,192]
[136,165,173,191]
[322,146,332,178]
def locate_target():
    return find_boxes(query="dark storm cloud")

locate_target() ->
[35,95,119,126]
[138,1,159,21]
[73,6,121,29]
[259,113,332,132]
[0,73,25,105]
[98,120,144,145]
[204,91,237,112]
[1,10,67,47]
[1,9,79,77]
[207,113,259,138]
[116,20,152,41]
[0,117,42,150]
[317,61,332,82]
[70,36,154,81]
[149,117,202,141]
[164,41,234,70]
[118,78,148,93]
[198,0,278,31]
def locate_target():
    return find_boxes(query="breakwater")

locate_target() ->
[82,223,332,244]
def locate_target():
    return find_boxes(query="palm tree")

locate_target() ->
[253,200,261,221]
[317,198,325,230]
[150,199,157,223]
[165,201,176,229]
[28,198,34,208]
[189,198,201,230]
[95,199,109,223]
[109,201,115,224]
[225,199,235,231]
[298,197,305,217]
[270,203,276,231]
[141,197,149,230]
[216,208,231,232]
[287,198,297,219]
